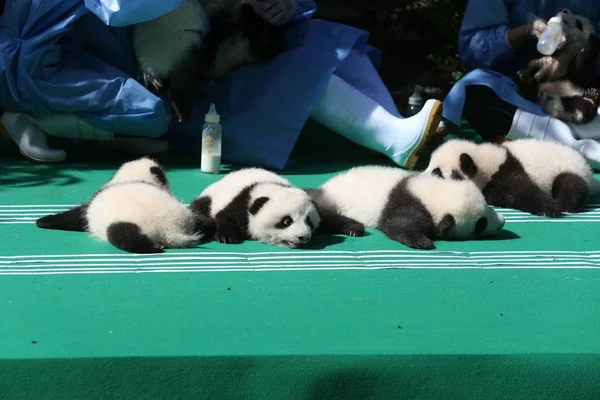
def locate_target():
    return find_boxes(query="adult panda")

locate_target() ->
[515,8,600,125]
[189,167,363,248]
[36,158,213,254]
[131,0,286,122]
[424,138,600,217]
[305,165,506,250]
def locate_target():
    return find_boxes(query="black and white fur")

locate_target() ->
[190,168,323,248]
[425,138,600,217]
[132,0,285,122]
[516,9,600,124]
[201,1,286,81]
[306,166,506,250]
[36,158,212,254]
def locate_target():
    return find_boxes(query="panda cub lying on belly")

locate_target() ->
[190,168,361,248]
[425,138,600,217]
[515,8,600,124]
[36,158,213,253]
[305,166,505,250]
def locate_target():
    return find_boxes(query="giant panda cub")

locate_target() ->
[132,0,285,122]
[190,168,327,248]
[36,158,213,254]
[306,166,506,250]
[424,138,600,217]
[515,9,600,124]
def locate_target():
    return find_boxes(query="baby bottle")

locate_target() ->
[536,16,563,56]
[405,86,424,117]
[201,103,222,174]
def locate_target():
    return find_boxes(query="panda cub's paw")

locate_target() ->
[215,225,245,245]
[388,232,435,250]
[583,88,599,104]
[342,220,366,237]
[403,235,435,250]
[537,202,564,218]
[530,17,547,38]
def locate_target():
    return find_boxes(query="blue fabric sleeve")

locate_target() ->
[458,0,517,70]
[84,0,187,26]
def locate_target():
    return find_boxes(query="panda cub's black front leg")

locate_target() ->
[305,189,365,237]
[380,219,435,250]
[484,181,563,217]
[379,211,436,250]
[214,213,246,244]
[318,211,366,237]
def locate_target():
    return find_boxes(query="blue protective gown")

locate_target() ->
[443,0,600,126]
[0,0,391,169]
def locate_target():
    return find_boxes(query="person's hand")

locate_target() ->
[506,24,534,51]
[242,0,297,26]
[527,14,547,38]
[527,14,568,49]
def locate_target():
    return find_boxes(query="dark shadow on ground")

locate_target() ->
[0,119,397,191]
[469,230,521,243]
[0,354,599,400]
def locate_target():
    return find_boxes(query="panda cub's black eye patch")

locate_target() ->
[474,217,488,235]
[275,216,294,229]
[432,168,444,178]
[576,19,583,31]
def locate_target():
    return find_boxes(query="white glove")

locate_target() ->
[242,0,297,26]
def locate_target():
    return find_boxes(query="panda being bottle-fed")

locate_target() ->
[201,103,222,174]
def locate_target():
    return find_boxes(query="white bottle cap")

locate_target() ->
[205,103,220,123]
[408,87,423,106]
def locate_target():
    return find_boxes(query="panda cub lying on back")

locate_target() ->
[36,158,213,253]
[515,9,600,124]
[425,138,600,217]
[306,166,505,250]
[190,168,358,248]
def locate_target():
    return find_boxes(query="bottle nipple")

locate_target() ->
[408,87,423,106]
[205,103,220,123]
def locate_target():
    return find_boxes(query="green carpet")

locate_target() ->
[1,126,599,399]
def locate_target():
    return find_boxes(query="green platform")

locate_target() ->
[1,126,599,399]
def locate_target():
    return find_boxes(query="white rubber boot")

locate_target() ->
[507,108,600,170]
[0,111,67,162]
[310,74,443,169]
[569,112,600,141]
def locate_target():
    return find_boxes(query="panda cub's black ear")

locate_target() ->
[459,153,478,177]
[437,214,455,236]
[150,166,169,187]
[249,197,270,215]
